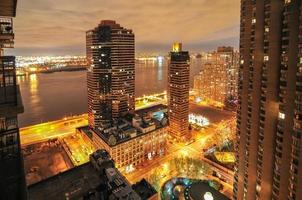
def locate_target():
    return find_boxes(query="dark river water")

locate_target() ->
[17,59,202,127]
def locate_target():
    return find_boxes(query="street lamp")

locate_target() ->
[203,192,214,200]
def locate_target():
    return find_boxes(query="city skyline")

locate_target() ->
[4,0,302,199]
[8,0,239,56]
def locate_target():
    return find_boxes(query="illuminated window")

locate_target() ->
[252,18,256,24]
[285,0,291,4]
[0,118,6,131]
[264,56,269,61]
[279,112,285,119]
[256,184,261,192]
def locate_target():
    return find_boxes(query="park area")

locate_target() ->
[147,157,212,191]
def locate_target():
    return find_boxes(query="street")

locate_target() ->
[20,101,235,198]
[20,114,88,146]
[124,121,235,198]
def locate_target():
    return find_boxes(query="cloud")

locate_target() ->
[11,0,240,55]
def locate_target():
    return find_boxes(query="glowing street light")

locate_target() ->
[204,192,214,200]
[180,149,189,157]
[162,163,169,171]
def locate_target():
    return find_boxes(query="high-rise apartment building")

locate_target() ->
[194,55,227,106]
[168,43,190,142]
[193,47,239,107]
[216,46,239,100]
[0,0,27,199]
[86,20,135,128]
[234,1,302,200]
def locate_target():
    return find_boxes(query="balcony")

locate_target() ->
[0,84,23,116]
[0,17,14,48]
[0,56,23,116]
[0,56,16,86]
[0,0,17,17]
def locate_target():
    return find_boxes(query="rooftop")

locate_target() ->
[0,152,26,199]
[132,179,157,199]
[99,20,121,28]
[217,46,234,53]
[29,149,157,200]
[28,162,101,200]
[0,0,17,17]
[188,182,230,200]
[87,20,133,34]
[90,104,168,147]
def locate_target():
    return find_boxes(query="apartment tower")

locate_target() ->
[0,0,27,199]
[234,0,302,200]
[216,46,239,100]
[194,54,227,105]
[168,43,190,142]
[86,20,135,128]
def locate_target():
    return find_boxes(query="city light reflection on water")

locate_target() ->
[157,58,163,81]
[17,58,202,127]
[30,74,43,120]
[29,74,38,94]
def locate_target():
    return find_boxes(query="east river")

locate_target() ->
[17,59,202,127]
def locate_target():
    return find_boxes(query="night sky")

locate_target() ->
[10,0,240,56]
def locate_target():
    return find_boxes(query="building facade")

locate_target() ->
[86,20,135,128]
[194,55,227,106]
[168,43,190,142]
[216,46,239,100]
[193,47,239,106]
[91,124,168,170]
[0,0,27,199]
[80,105,168,170]
[234,1,302,200]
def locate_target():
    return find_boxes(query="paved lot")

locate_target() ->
[189,103,235,124]
[23,140,73,185]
